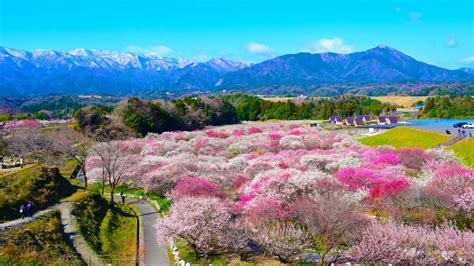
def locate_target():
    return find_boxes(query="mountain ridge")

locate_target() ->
[1,46,472,96]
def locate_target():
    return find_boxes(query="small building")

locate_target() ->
[388,116,399,124]
[377,116,387,125]
[335,116,343,125]
[355,116,364,125]
[364,114,372,122]
[329,116,336,124]
[346,117,355,125]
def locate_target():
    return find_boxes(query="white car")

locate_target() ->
[461,123,474,129]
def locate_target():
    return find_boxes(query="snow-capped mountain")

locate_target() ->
[1,46,473,97]
[0,47,246,95]
[1,47,192,71]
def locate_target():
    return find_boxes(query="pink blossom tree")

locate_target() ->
[292,192,369,264]
[249,221,310,263]
[156,197,245,258]
[346,221,474,264]
[88,141,140,203]
[167,176,224,200]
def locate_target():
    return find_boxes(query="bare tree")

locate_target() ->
[6,128,55,165]
[90,140,139,204]
[292,193,369,265]
[53,126,92,187]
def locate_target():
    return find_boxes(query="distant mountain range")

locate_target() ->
[1,46,473,97]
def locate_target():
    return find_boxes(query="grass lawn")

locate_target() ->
[59,158,78,178]
[449,138,474,168]
[359,127,451,149]
[100,184,171,212]
[174,238,231,265]
[0,210,82,265]
[174,238,282,266]
[0,164,40,179]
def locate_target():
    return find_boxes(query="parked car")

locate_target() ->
[461,123,474,129]
[453,122,468,128]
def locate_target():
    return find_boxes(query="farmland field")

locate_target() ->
[372,96,428,107]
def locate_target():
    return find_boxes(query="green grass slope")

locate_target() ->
[0,210,82,265]
[72,192,138,265]
[0,166,77,222]
[449,138,474,168]
[359,127,451,149]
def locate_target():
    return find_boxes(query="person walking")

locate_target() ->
[120,191,126,203]
[26,201,33,217]
[19,204,25,219]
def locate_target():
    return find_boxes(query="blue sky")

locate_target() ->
[1,0,473,68]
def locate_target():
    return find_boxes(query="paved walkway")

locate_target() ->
[130,198,171,266]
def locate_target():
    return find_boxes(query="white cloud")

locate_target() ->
[247,42,275,54]
[460,56,474,65]
[127,45,173,56]
[308,37,354,54]
[447,37,457,48]
[194,53,209,62]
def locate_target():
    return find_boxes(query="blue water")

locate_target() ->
[404,119,474,127]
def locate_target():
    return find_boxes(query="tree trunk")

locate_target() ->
[110,186,115,205]
[82,165,88,188]
[101,177,105,195]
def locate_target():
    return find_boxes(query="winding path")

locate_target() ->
[0,205,59,230]
[0,202,102,265]
[129,198,171,266]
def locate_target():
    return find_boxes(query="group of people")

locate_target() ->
[19,201,33,218]
[457,128,473,138]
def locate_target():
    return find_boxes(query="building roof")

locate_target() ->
[388,116,398,123]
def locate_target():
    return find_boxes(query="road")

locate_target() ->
[129,198,171,266]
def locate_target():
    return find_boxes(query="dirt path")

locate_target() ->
[57,202,102,266]
[0,204,59,230]
[0,202,103,265]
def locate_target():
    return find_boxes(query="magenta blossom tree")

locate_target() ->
[167,176,224,200]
